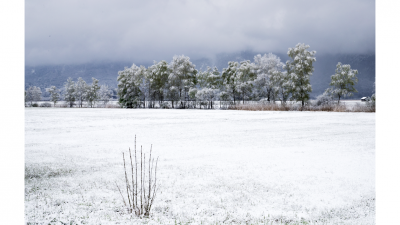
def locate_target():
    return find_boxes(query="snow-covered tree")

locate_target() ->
[26,86,42,105]
[167,86,180,108]
[196,68,210,89]
[137,66,151,107]
[46,86,60,107]
[188,87,198,106]
[195,88,218,109]
[221,61,239,104]
[371,93,376,105]
[235,60,256,104]
[253,53,285,102]
[147,60,170,105]
[75,77,88,108]
[271,66,291,104]
[324,62,359,103]
[196,66,222,90]
[117,64,143,108]
[26,87,34,105]
[99,85,112,105]
[64,77,76,107]
[314,92,334,106]
[218,91,231,109]
[209,67,222,89]
[168,55,197,108]
[370,82,376,106]
[195,66,222,108]
[86,78,101,108]
[286,43,316,107]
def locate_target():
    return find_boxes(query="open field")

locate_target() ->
[25,108,375,224]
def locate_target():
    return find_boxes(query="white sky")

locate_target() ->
[25,0,375,66]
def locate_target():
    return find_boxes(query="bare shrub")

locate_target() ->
[351,103,375,112]
[314,93,334,106]
[332,104,348,112]
[116,136,159,217]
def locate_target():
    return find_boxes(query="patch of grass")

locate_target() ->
[234,102,375,112]
[105,103,121,108]
[25,163,74,180]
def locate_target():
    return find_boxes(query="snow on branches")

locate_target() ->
[325,62,359,103]
[286,43,316,106]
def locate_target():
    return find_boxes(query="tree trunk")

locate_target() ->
[179,89,182,108]
[233,89,236,104]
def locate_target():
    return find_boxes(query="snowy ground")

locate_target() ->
[25,108,375,224]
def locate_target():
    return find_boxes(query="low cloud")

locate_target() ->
[25,0,375,66]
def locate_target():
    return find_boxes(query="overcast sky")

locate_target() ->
[25,0,375,66]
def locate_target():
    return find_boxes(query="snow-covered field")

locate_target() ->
[25,108,375,224]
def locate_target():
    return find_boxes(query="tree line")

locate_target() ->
[117,43,364,109]
[25,43,371,108]
[25,77,113,107]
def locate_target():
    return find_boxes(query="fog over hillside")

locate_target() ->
[25,52,375,99]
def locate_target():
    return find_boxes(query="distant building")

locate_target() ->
[361,97,370,102]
